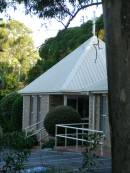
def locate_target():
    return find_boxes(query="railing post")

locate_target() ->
[65,127,67,148]
[40,130,42,148]
[55,125,58,148]
[82,124,84,146]
[76,129,78,150]
[100,135,104,156]
[100,144,103,156]
[25,129,27,137]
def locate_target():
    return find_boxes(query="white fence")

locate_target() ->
[55,123,104,155]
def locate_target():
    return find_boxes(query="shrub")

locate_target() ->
[0,131,37,150]
[0,92,22,132]
[82,133,103,172]
[11,95,23,131]
[44,106,81,136]
[0,131,37,172]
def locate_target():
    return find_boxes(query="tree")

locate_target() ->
[0,0,130,172]
[103,1,130,172]
[0,19,39,97]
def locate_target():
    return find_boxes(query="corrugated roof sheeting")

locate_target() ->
[63,39,107,91]
[19,36,107,94]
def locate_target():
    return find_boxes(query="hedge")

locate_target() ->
[0,92,23,132]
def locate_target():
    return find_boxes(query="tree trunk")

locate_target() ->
[103,0,130,172]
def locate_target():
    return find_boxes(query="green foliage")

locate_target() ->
[0,131,37,172]
[0,1,7,12]
[82,133,103,171]
[96,15,104,40]
[41,23,92,59]
[0,131,37,150]
[0,89,11,100]
[2,151,29,172]
[96,15,104,35]
[39,24,92,61]
[0,132,25,150]
[0,92,22,132]
[8,1,102,27]
[44,106,81,136]
[0,19,39,93]
[11,94,23,131]
[27,16,104,83]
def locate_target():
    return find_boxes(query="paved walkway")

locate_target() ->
[0,149,112,172]
[26,149,112,172]
[25,149,83,169]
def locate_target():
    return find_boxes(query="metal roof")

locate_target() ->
[19,36,108,94]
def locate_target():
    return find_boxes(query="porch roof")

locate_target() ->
[19,36,108,94]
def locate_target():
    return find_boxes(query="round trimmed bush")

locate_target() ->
[44,105,81,136]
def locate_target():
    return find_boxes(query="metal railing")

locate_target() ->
[24,120,46,147]
[55,123,104,156]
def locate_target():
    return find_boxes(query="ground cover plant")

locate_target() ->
[0,131,37,173]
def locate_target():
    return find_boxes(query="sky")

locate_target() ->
[1,4,103,47]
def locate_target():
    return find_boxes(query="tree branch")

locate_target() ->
[55,1,73,17]
[65,1,102,29]
[55,17,66,28]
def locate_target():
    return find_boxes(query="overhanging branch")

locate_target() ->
[64,1,102,29]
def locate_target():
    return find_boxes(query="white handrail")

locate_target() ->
[56,124,103,134]
[57,123,89,126]
[27,127,44,137]
[56,134,104,145]
[24,120,46,148]
[55,123,104,155]
[25,120,44,130]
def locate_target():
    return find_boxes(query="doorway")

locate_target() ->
[67,95,89,122]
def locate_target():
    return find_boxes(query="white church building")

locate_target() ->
[19,35,110,151]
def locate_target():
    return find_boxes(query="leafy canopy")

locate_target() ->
[0,0,102,28]
[23,0,102,28]
[0,19,39,95]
